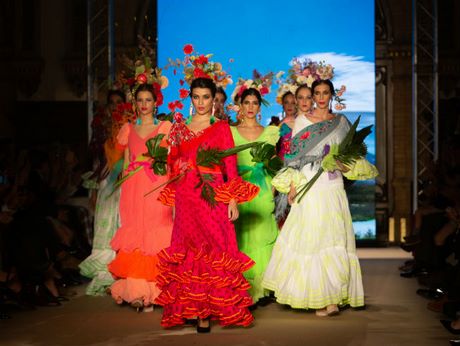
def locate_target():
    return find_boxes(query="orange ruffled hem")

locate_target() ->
[108,249,160,281]
[214,177,260,204]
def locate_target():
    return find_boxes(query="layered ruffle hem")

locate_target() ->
[155,244,255,328]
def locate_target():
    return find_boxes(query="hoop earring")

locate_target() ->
[189,103,194,117]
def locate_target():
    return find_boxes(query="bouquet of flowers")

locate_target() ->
[294,116,376,202]
[146,142,262,207]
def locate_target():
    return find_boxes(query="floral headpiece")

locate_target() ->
[276,57,346,110]
[168,44,233,88]
[117,37,169,108]
[231,69,275,107]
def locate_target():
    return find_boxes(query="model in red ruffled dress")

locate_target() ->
[156,78,257,332]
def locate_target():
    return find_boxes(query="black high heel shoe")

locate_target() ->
[196,318,211,333]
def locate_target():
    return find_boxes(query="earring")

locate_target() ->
[189,103,194,117]
[212,102,215,116]
[136,118,141,125]
[257,112,262,122]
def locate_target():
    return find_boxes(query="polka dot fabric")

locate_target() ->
[156,121,255,327]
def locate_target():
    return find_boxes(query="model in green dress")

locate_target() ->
[230,88,280,303]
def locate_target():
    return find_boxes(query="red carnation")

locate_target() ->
[259,86,269,95]
[238,85,247,97]
[175,101,184,110]
[193,68,210,79]
[195,55,208,65]
[179,88,189,99]
[183,44,193,55]
[168,102,176,112]
[136,73,148,84]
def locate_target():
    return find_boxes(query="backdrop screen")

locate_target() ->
[157,0,376,239]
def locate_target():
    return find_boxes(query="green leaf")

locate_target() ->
[201,182,217,207]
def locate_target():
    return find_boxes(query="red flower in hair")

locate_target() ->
[168,102,176,112]
[183,44,193,55]
[136,73,148,84]
[259,86,269,96]
[237,85,248,97]
[179,88,189,99]
[152,82,164,106]
[193,68,210,79]
[194,55,208,65]
[168,100,184,112]
[175,101,184,110]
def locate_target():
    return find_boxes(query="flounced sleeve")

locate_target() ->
[115,123,130,151]
[214,176,260,204]
[271,167,307,194]
[216,122,260,204]
[343,158,379,180]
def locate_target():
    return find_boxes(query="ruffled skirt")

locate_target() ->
[262,173,364,309]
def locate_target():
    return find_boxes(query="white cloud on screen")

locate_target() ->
[295,53,375,112]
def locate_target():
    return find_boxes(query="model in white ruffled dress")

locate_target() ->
[262,82,366,316]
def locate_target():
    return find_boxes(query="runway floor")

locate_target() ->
[0,248,454,346]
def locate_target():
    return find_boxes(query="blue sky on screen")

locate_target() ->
[157,0,375,118]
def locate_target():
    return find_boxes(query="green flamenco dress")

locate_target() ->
[230,125,280,302]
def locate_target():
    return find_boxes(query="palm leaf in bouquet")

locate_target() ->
[145,133,168,176]
[197,142,262,168]
[144,141,262,202]
[295,115,373,202]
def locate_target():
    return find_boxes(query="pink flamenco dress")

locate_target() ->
[108,121,173,306]
[155,120,259,328]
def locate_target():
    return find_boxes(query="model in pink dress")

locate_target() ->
[108,84,173,310]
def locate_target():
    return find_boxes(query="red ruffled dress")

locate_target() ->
[156,120,258,327]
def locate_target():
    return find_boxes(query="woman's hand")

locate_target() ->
[288,184,297,205]
[228,199,239,221]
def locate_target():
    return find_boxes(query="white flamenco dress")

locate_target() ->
[262,114,365,309]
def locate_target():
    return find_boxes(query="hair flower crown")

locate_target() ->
[167,44,233,88]
[276,57,346,110]
[117,37,168,107]
[231,69,276,107]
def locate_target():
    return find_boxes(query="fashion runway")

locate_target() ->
[0,248,450,346]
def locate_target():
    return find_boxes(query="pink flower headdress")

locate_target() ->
[231,69,276,107]
[276,57,346,111]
